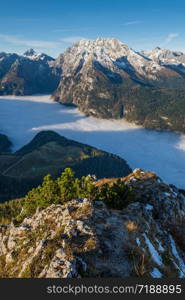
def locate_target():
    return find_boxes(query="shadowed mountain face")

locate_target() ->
[0,133,12,154]
[0,130,131,202]
[0,49,61,95]
[53,38,185,133]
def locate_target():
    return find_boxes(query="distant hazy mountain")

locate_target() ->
[0,49,61,95]
[53,38,185,132]
[142,47,185,76]
[142,46,185,65]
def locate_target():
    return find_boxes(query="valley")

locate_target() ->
[0,95,185,189]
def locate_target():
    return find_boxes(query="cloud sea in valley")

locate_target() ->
[1,95,185,188]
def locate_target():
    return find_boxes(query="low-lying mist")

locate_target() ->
[0,95,185,188]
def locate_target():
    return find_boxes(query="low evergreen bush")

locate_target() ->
[0,168,135,224]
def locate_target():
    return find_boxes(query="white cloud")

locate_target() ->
[164,33,179,45]
[0,33,60,49]
[123,20,143,26]
[60,36,86,43]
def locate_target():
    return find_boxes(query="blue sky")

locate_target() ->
[0,0,185,57]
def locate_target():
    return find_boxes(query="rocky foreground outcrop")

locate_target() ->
[0,169,185,278]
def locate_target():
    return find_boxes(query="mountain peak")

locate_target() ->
[74,37,127,51]
[23,49,54,62]
[59,37,131,69]
[23,48,36,56]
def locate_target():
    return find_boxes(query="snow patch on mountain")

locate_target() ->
[56,38,165,79]
[142,47,185,66]
[23,48,54,62]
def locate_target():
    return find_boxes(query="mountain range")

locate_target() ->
[1,38,185,132]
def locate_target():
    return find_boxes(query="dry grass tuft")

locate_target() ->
[125,220,138,232]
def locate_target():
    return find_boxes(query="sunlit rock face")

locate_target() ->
[53,38,185,133]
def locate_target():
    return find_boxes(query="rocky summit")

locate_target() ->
[0,169,184,278]
[53,38,185,133]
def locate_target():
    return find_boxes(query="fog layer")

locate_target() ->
[0,95,185,188]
